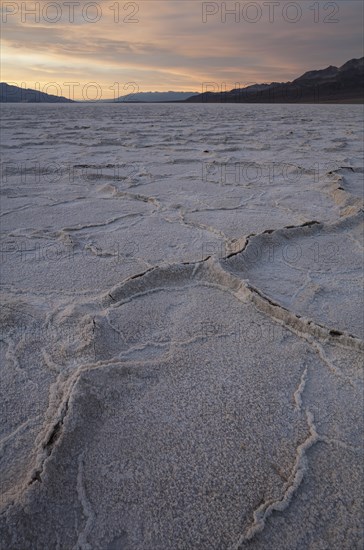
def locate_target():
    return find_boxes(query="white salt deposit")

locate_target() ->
[0,103,363,549]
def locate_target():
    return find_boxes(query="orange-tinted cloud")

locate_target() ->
[1,1,363,99]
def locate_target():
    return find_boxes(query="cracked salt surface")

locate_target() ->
[0,103,363,549]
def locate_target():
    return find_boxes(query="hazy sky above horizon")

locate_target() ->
[1,0,363,99]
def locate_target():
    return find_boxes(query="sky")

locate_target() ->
[1,0,363,99]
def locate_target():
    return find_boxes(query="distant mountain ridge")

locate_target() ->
[187,58,364,103]
[1,58,362,103]
[113,91,198,102]
[0,83,74,103]
[0,85,197,103]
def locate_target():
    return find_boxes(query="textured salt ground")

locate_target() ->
[222,212,364,338]
[0,103,363,549]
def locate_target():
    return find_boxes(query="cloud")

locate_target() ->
[1,0,363,96]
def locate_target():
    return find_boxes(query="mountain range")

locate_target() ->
[113,91,198,102]
[187,58,364,103]
[0,83,74,103]
[1,58,363,103]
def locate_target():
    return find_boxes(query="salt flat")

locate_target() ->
[0,103,363,549]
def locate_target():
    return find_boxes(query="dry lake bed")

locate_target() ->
[0,103,363,549]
